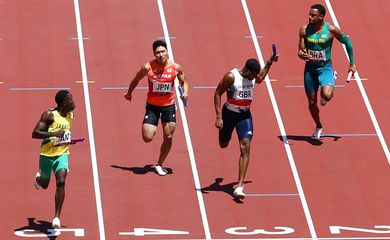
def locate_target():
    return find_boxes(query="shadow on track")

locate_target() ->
[277,135,341,146]
[14,218,59,240]
[111,164,173,175]
[200,177,252,204]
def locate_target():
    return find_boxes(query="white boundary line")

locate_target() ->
[156,0,212,239]
[240,0,318,239]
[72,1,106,239]
[324,0,390,165]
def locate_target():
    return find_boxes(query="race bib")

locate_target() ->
[152,81,172,93]
[238,90,252,100]
[53,130,72,146]
[308,49,326,62]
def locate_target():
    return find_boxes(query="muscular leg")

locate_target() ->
[142,123,157,143]
[157,122,176,166]
[219,140,229,148]
[237,138,251,187]
[321,85,334,102]
[306,91,322,128]
[36,176,50,189]
[54,168,67,218]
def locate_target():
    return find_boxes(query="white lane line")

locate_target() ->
[240,0,318,239]
[9,87,70,91]
[156,0,211,239]
[72,0,106,239]
[325,0,390,165]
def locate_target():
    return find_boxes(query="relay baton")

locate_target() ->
[346,71,353,83]
[272,43,278,62]
[71,137,85,144]
[178,85,188,107]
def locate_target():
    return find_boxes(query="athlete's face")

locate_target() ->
[308,8,324,24]
[64,93,76,112]
[154,46,168,64]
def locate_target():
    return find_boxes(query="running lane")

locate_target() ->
[163,0,313,238]
[78,0,207,239]
[0,0,100,239]
[248,0,390,238]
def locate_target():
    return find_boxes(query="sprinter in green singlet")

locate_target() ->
[298,3,357,139]
[32,90,76,228]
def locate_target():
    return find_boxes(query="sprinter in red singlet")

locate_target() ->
[124,40,189,176]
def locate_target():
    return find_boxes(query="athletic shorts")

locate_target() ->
[143,103,176,126]
[39,154,69,179]
[304,61,334,93]
[219,105,253,142]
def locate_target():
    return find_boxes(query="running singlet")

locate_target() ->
[146,59,177,106]
[226,68,255,112]
[305,22,333,64]
[40,109,73,157]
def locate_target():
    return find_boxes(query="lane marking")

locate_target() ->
[325,0,390,165]
[240,0,317,239]
[72,0,106,239]
[321,133,377,137]
[245,35,263,39]
[189,237,390,240]
[193,86,217,89]
[76,80,94,83]
[284,85,345,88]
[246,193,299,197]
[71,37,91,40]
[100,86,146,90]
[9,87,70,91]
[157,1,211,239]
[350,77,368,81]
[158,36,176,39]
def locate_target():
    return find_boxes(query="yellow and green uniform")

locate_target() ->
[305,22,333,64]
[40,109,73,157]
[304,22,335,93]
[39,109,73,179]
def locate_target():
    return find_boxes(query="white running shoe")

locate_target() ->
[233,186,245,199]
[34,172,41,190]
[311,127,323,140]
[52,217,61,228]
[154,165,167,176]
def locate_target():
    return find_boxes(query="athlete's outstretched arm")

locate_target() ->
[175,64,189,101]
[329,24,357,73]
[214,73,234,129]
[124,63,150,101]
[256,53,279,84]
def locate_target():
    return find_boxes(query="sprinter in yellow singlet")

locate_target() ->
[32,90,76,228]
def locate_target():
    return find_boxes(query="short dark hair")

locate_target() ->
[55,90,70,106]
[245,58,260,74]
[152,40,167,52]
[311,4,326,16]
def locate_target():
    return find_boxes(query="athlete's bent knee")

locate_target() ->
[219,141,229,148]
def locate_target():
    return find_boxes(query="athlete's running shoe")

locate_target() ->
[52,217,61,228]
[320,97,327,106]
[34,172,41,190]
[311,127,323,140]
[233,186,245,199]
[154,165,167,176]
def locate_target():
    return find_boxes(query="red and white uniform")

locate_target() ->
[225,68,255,113]
[146,59,177,106]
